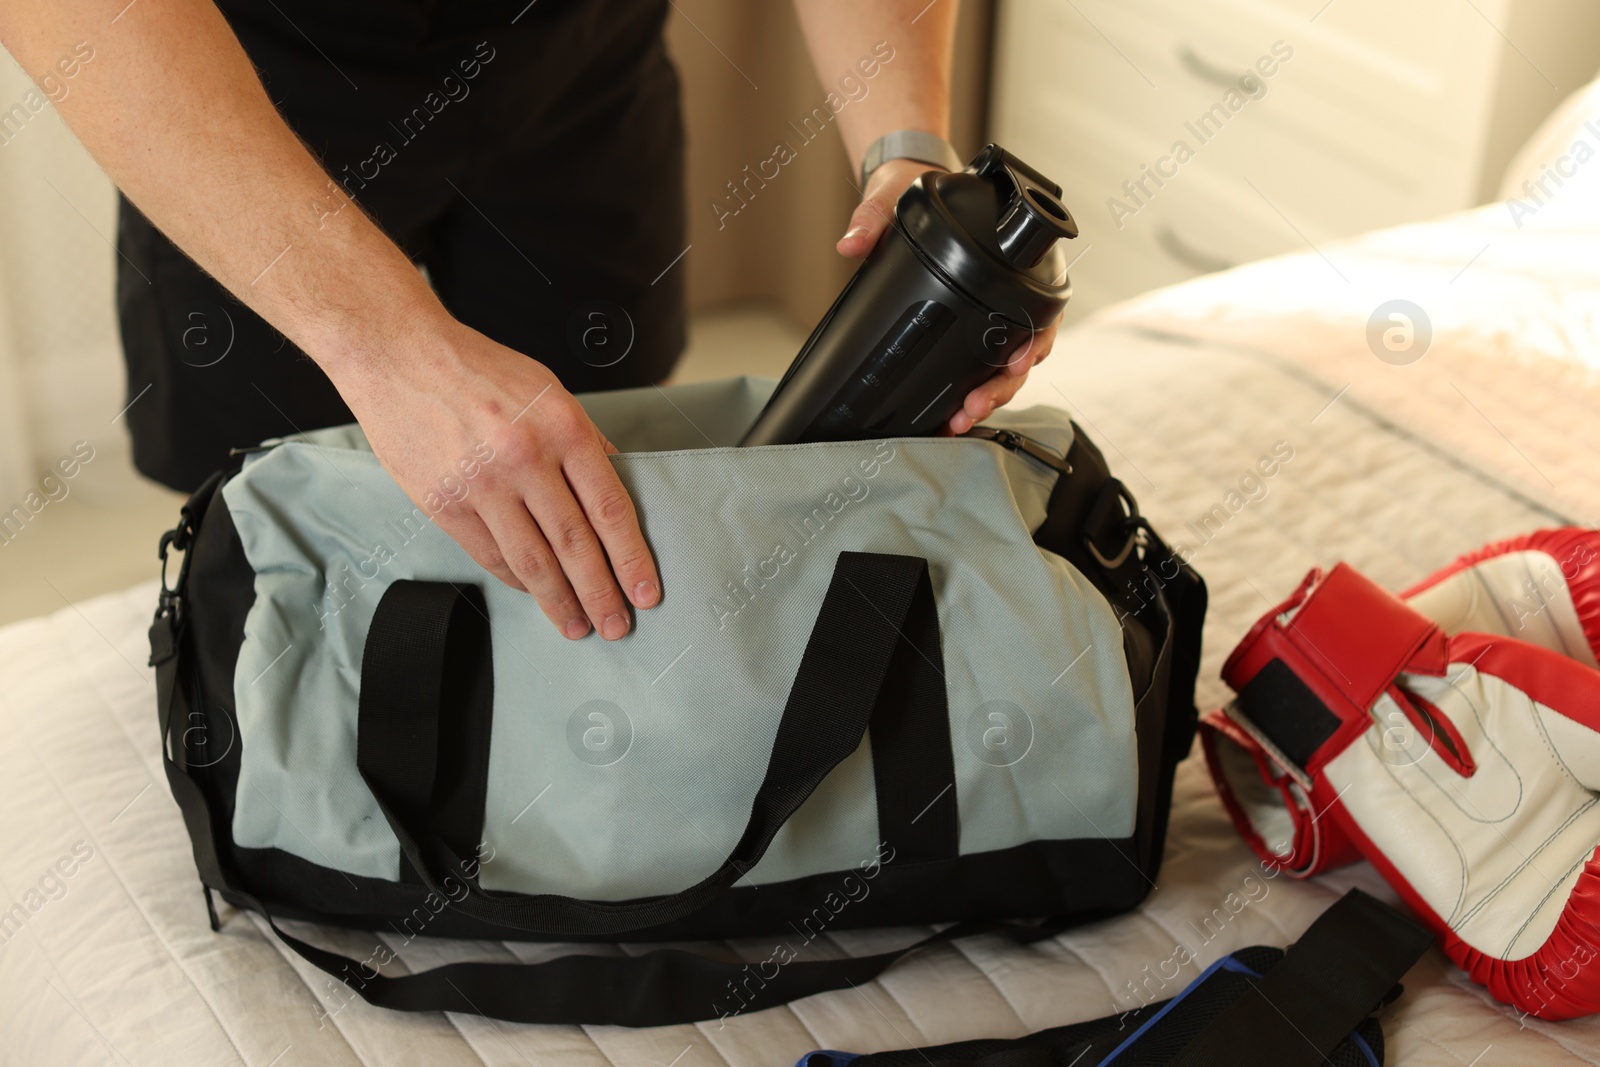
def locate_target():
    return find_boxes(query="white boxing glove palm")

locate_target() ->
[1219,561,1600,1020]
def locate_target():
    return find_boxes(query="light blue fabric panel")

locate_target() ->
[223,377,1138,899]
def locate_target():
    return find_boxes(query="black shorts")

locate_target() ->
[118,0,686,491]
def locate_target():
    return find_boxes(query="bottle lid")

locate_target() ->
[895,144,1077,329]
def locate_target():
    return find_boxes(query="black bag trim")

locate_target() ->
[1135,524,1205,880]
[150,468,235,900]
[219,833,1150,943]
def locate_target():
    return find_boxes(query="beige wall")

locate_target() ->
[665,1,993,327]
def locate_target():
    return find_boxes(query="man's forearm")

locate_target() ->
[791,0,958,174]
[3,0,673,642]
[0,0,448,388]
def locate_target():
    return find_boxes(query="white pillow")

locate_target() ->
[1497,73,1600,221]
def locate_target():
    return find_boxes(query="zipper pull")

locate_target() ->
[962,426,1073,474]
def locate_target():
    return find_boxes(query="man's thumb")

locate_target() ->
[836,198,893,260]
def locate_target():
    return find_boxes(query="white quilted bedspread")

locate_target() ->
[3,194,1600,1066]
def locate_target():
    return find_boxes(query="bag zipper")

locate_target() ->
[962,426,1073,474]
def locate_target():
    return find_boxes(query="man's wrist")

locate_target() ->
[267,205,442,366]
[295,267,459,393]
[860,129,962,187]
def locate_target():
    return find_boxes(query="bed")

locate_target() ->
[6,129,1600,1067]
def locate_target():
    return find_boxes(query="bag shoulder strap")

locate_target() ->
[819,889,1426,1067]
[151,469,235,915]
[1167,888,1430,1067]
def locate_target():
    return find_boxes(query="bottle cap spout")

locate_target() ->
[970,144,1079,267]
[997,185,1077,266]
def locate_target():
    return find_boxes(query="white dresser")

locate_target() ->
[990,0,1600,321]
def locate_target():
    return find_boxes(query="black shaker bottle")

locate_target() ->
[739,144,1078,446]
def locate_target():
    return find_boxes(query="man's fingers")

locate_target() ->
[947,365,1033,434]
[973,371,1029,411]
[836,198,893,260]
[946,317,1058,432]
[526,481,633,641]
[1012,321,1059,372]
[565,447,662,613]
[477,497,592,640]
[435,508,526,593]
[838,161,949,260]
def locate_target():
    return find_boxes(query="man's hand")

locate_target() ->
[836,157,1061,436]
[335,312,661,641]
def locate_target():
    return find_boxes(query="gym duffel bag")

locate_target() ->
[149,376,1206,1026]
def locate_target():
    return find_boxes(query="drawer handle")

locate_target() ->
[1156,226,1236,274]
[1177,46,1244,88]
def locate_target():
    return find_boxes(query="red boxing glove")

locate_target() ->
[1199,697,1362,878]
[1202,527,1600,880]
[1402,527,1600,668]
[1215,562,1600,1020]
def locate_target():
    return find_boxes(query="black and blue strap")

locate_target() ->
[796,889,1429,1067]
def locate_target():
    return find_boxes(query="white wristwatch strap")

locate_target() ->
[860,130,963,187]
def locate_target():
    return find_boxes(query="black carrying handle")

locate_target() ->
[356,550,951,938]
